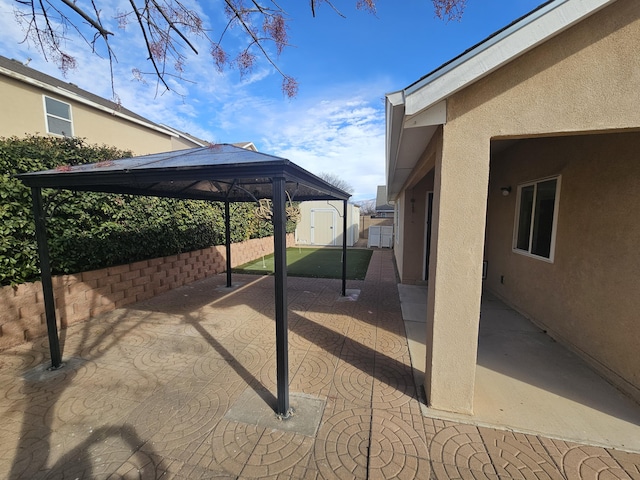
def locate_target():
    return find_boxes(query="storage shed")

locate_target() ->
[295,201,360,247]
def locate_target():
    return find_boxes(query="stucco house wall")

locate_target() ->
[440,0,640,403]
[0,56,203,155]
[485,132,640,402]
[388,0,640,411]
[394,172,434,285]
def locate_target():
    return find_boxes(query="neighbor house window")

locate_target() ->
[44,96,73,137]
[513,176,561,261]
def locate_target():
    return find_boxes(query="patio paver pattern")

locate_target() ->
[1,250,639,479]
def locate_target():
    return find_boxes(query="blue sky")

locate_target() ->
[0,0,543,201]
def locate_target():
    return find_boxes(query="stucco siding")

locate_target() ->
[71,104,173,155]
[0,72,176,155]
[393,191,407,281]
[0,75,50,137]
[436,0,640,402]
[446,0,640,138]
[396,173,433,284]
[485,132,640,402]
[391,0,640,411]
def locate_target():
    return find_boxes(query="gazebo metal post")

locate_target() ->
[224,199,232,288]
[342,199,348,296]
[272,176,290,417]
[31,187,62,369]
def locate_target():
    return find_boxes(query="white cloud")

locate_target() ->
[258,93,387,201]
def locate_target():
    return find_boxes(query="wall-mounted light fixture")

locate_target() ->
[501,186,512,196]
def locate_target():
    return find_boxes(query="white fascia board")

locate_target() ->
[386,90,405,108]
[405,100,446,129]
[385,91,406,194]
[0,67,177,138]
[386,92,405,150]
[160,124,208,147]
[404,0,617,116]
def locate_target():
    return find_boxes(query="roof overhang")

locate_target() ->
[16,144,351,203]
[385,0,617,201]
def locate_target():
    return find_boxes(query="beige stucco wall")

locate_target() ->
[0,74,47,138]
[485,132,640,402]
[446,0,640,137]
[394,172,433,284]
[395,0,640,411]
[71,104,174,155]
[443,0,640,403]
[0,74,180,155]
[393,191,407,280]
[393,128,440,285]
[171,135,203,151]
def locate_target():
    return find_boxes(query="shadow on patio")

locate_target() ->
[1,250,639,478]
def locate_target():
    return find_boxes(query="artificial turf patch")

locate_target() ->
[232,247,373,280]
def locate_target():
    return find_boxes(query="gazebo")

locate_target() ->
[16,144,351,418]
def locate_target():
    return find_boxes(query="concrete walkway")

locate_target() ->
[1,249,639,478]
[400,284,640,453]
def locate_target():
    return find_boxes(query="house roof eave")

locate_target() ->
[404,0,617,117]
[384,0,617,201]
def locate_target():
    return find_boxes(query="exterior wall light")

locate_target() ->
[501,186,512,196]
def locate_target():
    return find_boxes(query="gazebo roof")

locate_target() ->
[16,144,351,202]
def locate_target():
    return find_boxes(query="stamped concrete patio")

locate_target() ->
[1,249,639,479]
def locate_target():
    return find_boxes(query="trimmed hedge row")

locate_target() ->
[0,135,294,286]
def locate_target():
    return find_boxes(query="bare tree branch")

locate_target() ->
[60,0,113,37]
[149,0,198,54]
[128,0,171,92]
[9,0,467,99]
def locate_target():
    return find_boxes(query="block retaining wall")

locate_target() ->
[0,233,294,351]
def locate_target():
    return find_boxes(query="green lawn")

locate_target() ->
[233,247,373,280]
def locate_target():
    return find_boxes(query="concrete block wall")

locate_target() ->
[0,233,293,351]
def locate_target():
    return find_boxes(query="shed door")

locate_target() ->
[311,209,336,245]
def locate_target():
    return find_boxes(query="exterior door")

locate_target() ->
[424,191,434,281]
[311,209,336,245]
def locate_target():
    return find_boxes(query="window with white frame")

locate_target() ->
[513,176,561,261]
[44,96,73,137]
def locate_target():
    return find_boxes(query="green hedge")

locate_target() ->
[0,135,294,286]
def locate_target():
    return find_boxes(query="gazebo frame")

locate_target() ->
[17,144,351,418]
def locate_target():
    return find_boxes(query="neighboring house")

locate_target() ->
[295,201,360,247]
[386,0,640,413]
[0,55,206,154]
[374,185,395,218]
[232,141,258,152]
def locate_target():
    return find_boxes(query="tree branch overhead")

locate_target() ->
[10,0,467,98]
